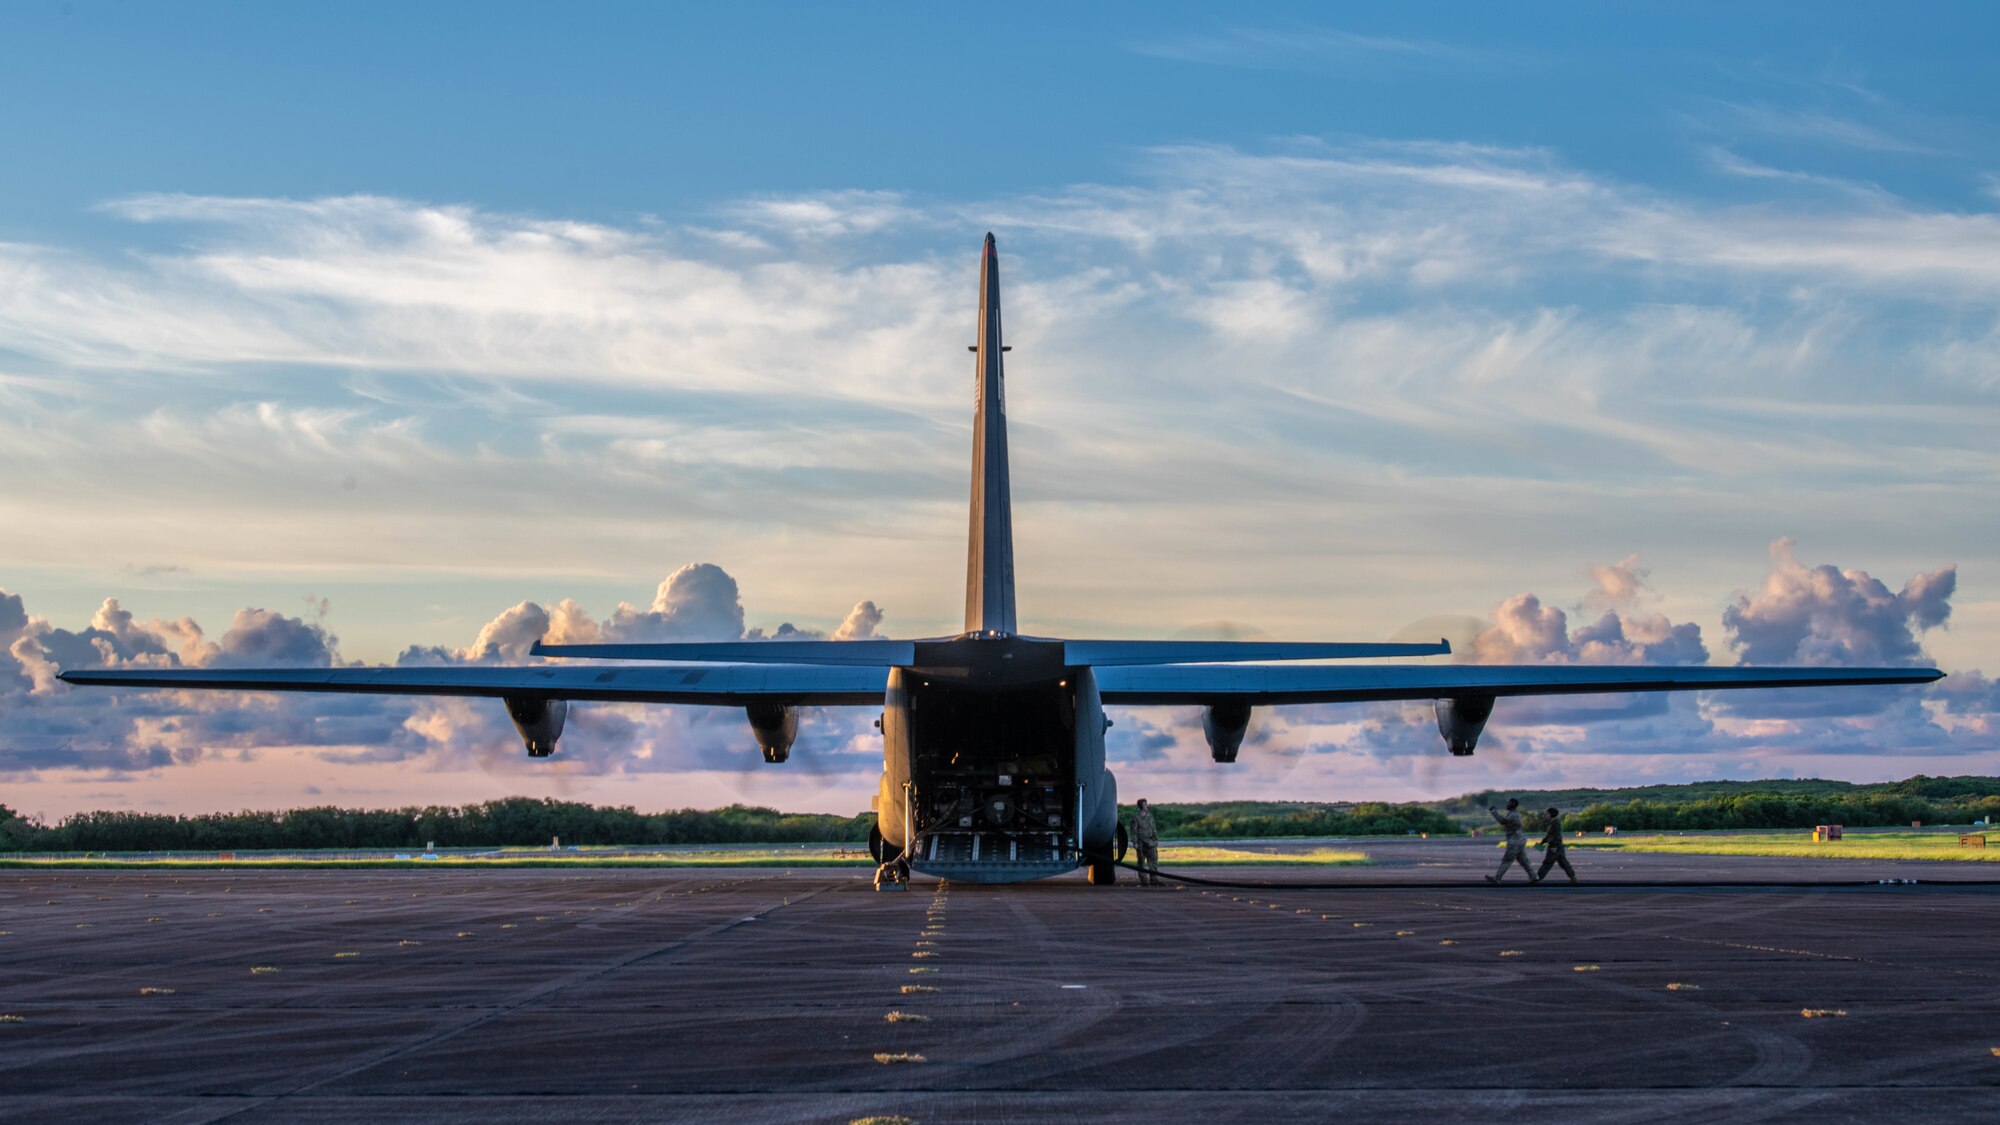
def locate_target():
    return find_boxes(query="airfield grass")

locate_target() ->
[1157,845,1369,866]
[1570,831,2000,863]
[0,842,1371,869]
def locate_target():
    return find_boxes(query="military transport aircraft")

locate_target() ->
[63,235,1942,885]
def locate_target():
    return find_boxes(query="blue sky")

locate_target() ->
[6,3,1996,233]
[1,2,1996,816]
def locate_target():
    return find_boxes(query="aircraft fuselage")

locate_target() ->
[873,636,1118,882]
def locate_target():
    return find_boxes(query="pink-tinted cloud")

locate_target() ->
[1724,537,1953,667]
[1473,555,1708,668]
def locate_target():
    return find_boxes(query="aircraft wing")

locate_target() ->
[528,638,1451,666]
[530,640,917,665]
[1094,663,1943,706]
[1061,639,1449,665]
[57,663,888,707]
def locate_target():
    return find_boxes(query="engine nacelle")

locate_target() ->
[504,696,568,758]
[1203,703,1253,763]
[1434,695,1496,756]
[747,703,799,764]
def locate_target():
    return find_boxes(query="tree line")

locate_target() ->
[0,799,875,853]
[1122,800,1461,839]
[0,796,1463,852]
[7,781,1992,852]
[1565,791,2000,833]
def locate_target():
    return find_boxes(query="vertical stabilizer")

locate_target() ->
[965,233,1017,635]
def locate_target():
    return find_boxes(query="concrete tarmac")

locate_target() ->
[3,839,1997,1123]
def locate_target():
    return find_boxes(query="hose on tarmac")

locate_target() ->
[1074,848,2000,891]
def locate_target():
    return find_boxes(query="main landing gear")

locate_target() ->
[1087,822,1128,885]
[870,823,909,891]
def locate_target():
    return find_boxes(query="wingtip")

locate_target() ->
[1439,637,1453,655]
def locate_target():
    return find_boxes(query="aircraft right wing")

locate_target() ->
[1094,662,1944,706]
[1061,639,1449,665]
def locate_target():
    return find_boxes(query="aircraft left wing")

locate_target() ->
[57,663,889,707]
[1095,662,1943,706]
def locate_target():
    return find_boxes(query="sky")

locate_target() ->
[1,1,1997,820]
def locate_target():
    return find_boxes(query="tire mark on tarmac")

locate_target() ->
[1178,886,1823,1092]
[177,875,844,1124]
[922,883,1367,1089]
[0,872,793,1080]
[1388,890,2000,1092]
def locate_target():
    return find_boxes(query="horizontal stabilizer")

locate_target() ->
[58,663,888,707]
[1064,639,1449,666]
[531,640,915,666]
[1095,662,1943,706]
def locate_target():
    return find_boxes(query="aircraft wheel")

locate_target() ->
[1087,856,1117,885]
[1115,821,1129,863]
[869,824,901,865]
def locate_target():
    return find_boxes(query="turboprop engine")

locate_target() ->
[1433,695,1495,756]
[504,696,568,758]
[747,703,799,763]
[1203,703,1253,763]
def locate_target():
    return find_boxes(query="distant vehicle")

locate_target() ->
[62,236,1941,885]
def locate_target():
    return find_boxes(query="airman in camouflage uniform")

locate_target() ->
[1132,798,1161,887]
[1536,807,1578,884]
[1484,798,1538,884]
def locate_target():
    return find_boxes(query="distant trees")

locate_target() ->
[0,803,31,850]
[0,795,1465,852]
[1126,801,1461,839]
[1,799,875,853]
[1570,791,2000,833]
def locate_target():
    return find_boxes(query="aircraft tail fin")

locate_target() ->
[965,232,1017,635]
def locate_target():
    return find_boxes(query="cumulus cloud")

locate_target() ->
[1472,555,1708,668]
[1723,538,1953,667]
[603,563,748,643]
[400,598,602,666]
[1710,539,1956,721]
[831,600,885,642]
[216,608,337,667]
[0,590,349,772]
